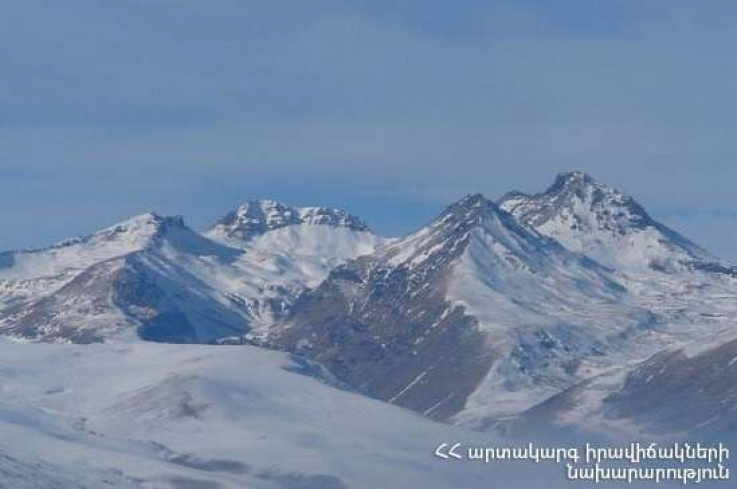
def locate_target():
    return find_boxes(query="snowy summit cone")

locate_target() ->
[499,171,712,272]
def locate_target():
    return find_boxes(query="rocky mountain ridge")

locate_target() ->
[1,175,736,439]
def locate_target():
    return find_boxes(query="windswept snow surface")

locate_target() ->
[221,224,385,333]
[0,339,557,489]
[193,199,385,334]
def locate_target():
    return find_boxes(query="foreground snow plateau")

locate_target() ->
[0,339,558,489]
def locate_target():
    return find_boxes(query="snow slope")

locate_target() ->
[0,213,251,343]
[0,338,557,489]
[274,187,737,432]
[203,200,385,334]
[0,214,190,308]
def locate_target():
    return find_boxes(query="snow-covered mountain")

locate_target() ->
[270,182,737,432]
[1,178,736,445]
[272,194,653,423]
[480,173,737,436]
[204,199,385,336]
[0,201,384,343]
[0,213,248,343]
[0,213,194,307]
[498,172,715,274]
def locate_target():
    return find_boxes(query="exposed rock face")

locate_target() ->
[272,195,496,418]
[202,199,385,335]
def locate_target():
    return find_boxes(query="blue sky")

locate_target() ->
[2,1,737,260]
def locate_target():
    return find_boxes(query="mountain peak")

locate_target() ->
[121,212,185,229]
[413,194,518,248]
[499,172,710,271]
[382,192,548,272]
[456,193,488,206]
[551,171,597,188]
[497,172,606,216]
[91,213,187,243]
[499,172,652,228]
[207,199,370,244]
[543,172,633,206]
[441,193,493,223]
[32,213,188,254]
[442,193,529,230]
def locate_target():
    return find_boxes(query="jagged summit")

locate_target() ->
[499,172,711,272]
[429,193,495,230]
[0,212,199,282]
[544,171,655,228]
[499,171,651,226]
[549,170,599,190]
[452,192,487,206]
[498,172,598,202]
[107,212,186,232]
[380,193,518,270]
[206,199,370,244]
[386,191,603,278]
